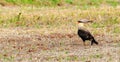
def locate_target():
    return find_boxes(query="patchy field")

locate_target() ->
[0,6,120,62]
[0,28,120,62]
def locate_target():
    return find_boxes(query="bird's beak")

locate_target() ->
[77,21,81,23]
[88,21,93,23]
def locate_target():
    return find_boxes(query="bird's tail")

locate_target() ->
[91,38,98,45]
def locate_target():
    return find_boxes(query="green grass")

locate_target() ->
[106,0,119,7]
[5,0,34,5]
[80,57,86,61]
[0,2,120,36]
[0,54,14,62]
[64,55,79,61]
[113,27,120,33]
[0,7,120,28]
[2,0,120,7]
[89,54,103,59]
[0,6,120,35]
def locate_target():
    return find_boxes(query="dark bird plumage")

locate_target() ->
[77,19,98,45]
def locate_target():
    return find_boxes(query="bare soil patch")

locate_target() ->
[0,29,120,62]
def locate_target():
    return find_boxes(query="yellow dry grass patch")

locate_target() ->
[0,6,120,62]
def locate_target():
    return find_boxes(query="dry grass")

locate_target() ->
[0,6,120,62]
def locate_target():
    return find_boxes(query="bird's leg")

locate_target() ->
[83,41,86,46]
[91,40,93,45]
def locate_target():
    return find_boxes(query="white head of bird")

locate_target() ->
[77,19,93,28]
[78,21,84,27]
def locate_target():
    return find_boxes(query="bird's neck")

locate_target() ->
[78,23,85,29]
[78,23,84,27]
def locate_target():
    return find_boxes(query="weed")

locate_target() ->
[65,0,73,4]
[89,54,103,59]
[65,55,79,61]
[109,57,112,61]
[5,0,34,5]
[3,56,14,62]
[104,17,118,26]
[80,57,86,61]
[106,0,119,7]
[113,27,120,33]
[65,51,69,54]
[51,0,61,5]
[6,13,26,27]
[91,22,104,28]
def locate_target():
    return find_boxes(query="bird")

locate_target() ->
[77,19,98,46]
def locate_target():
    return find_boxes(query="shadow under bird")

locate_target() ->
[77,19,98,45]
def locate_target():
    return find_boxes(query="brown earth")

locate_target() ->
[0,29,120,62]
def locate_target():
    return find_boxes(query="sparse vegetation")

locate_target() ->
[0,0,120,62]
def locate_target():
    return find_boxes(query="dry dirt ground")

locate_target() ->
[0,28,120,62]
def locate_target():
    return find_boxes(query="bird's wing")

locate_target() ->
[78,29,93,38]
